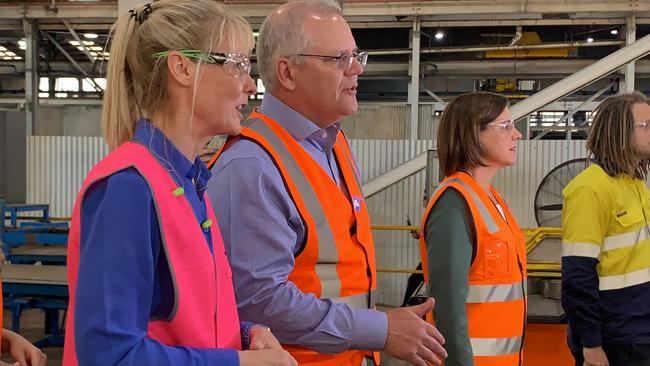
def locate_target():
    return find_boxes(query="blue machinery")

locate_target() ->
[0,200,68,347]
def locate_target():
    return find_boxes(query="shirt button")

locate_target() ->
[321,132,327,139]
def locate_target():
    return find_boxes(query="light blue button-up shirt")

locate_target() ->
[207,92,388,354]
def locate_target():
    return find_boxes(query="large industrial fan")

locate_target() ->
[533,158,590,227]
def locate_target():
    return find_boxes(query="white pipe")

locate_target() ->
[363,34,650,197]
[363,153,428,197]
[624,14,636,92]
[367,40,623,56]
[508,25,522,47]
[409,17,420,141]
[510,33,650,121]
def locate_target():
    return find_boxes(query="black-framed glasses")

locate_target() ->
[296,50,368,70]
[152,49,252,79]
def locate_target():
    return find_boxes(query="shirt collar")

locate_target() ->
[258,92,327,142]
[307,122,341,153]
[133,119,212,188]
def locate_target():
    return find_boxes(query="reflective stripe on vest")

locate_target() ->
[337,137,363,190]
[470,336,523,357]
[245,118,358,302]
[467,281,525,303]
[435,178,499,233]
[331,290,376,308]
[420,172,526,366]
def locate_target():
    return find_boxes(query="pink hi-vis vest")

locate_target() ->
[63,141,241,365]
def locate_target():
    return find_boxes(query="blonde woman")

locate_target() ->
[63,2,296,366]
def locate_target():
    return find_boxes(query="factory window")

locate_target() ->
[54,77,79,92]
[249,79,265,100]
[39,77,49,92]
[82,77,106,92]
[53,77,80,97]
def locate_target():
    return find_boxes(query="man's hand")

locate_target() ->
[583,346,609,366]
[249,325,282,351]
[238,349,298,366]
[384,297,447,366]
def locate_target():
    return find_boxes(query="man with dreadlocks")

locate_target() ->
[562,92,650,366]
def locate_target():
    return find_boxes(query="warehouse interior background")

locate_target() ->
[1,0,649,364]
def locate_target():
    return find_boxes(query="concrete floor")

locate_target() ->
[1,308,411,366]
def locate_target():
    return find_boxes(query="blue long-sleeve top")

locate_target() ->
[207,92,388,354]
[75,119,251,365]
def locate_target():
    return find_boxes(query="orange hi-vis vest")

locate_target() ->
[210,110,380,366]
[419,171,527,366]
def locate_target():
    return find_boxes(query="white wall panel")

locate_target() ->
[350,139,435,306]
[341,103,437,140]
[492,140,588,228]
[352,139,588,306]
[24,135,589,306]
[26,136,107,217]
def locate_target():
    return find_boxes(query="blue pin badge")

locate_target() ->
[352,196,362,212]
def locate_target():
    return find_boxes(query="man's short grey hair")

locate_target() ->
[257,0,343,91]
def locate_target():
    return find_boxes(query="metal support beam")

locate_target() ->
[60,20,104,94]
[510,33,650,121]
[363,34,650,197]
[421,86,447,106]
[624,14,636,92]
[367,40,623,56]
[119,0,148,15]
[23,20,39,136]
[532,81,614,140]
[408,16,421,141]
[62,19,95,64]
[364,153,428,197]
[42,32,103,95]
[522,117,531,140]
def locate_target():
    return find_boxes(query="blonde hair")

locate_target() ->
[102,0,254,150]
[587,92,650,179]
[257,0,342,91]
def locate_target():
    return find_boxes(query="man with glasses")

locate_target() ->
[207,1,447,365]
